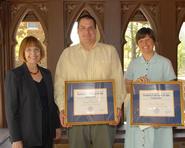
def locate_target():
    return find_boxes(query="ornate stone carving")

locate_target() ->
[176,2,185,36]
[121,2,136,15]
[176,2,185,21]
[121,1,159,27]
[65,2,79,15]
[64,1,104,26]
[10,3,22,21]
[10,2,48,22]
[64,1,80,28]
[143,3,159,19]
[38,3,48,15]
[120,1,137,31]
[90,2,104,16]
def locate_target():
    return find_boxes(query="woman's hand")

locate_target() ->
[135,75,150,83]
[54,128,62,140]
[12,141,23,148]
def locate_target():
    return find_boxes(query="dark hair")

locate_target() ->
[77,14,96,29]
[19,36,45,62]
[135,27,156,44]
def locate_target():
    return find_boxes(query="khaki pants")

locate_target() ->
[68,125,116,148]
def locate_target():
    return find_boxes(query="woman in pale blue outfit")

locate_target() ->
[124,27,176,148]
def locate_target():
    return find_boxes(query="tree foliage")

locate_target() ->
[124,21,150,71]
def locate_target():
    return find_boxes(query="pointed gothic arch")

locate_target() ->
[64,3,104,46]
[176,8,185,79]
[121,2,159,48]
[9,5,48,68]
[177,7,185,45]
[10,6,48,47]
[122,4,158,71]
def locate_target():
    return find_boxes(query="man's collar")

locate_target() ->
[79,41,98,51]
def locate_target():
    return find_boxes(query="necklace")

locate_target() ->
[29,68,40,75]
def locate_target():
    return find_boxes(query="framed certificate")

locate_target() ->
[64,80,117,125]
[131,81,184,126]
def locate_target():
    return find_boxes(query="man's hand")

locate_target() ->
[125,79,133,93]
[116,108,122,125]
[109,108,122,126]
[12,141,23,148]
[59,110,71,128]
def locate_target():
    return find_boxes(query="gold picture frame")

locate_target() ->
[64,80,117,126]
[130,81,184,126]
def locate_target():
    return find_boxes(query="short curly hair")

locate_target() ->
[135,27,156,44]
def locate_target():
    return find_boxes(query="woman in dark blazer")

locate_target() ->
[5,36,61,148]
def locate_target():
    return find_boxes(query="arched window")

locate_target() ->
[70,21,101,46]
[124,10,151,72]
[70,11,101,46]
[15,12,46,68]
[178,22,185,80]
[70,21,79,46]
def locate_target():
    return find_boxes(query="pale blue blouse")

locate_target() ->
[125,52,176,148]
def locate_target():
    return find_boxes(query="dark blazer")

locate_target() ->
[5,64,60,146]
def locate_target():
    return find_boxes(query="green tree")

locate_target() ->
[178,41,185,77]
[124,21,150,71]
